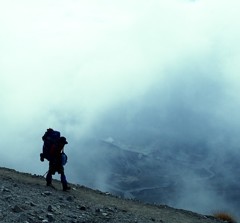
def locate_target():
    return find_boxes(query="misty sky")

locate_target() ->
[1,0,240,215]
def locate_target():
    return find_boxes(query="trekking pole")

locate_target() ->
[43,170,48,177]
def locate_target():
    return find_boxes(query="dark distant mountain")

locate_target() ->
[72,138,240,219]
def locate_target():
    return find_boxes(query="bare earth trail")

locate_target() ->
[0,167,226,223]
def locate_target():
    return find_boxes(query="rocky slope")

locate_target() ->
[0,167,229,223]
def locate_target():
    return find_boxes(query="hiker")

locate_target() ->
[41,129,70,191]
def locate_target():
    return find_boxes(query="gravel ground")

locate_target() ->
[0,167,228,223]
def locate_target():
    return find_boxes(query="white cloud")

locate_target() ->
[1,0,240,184]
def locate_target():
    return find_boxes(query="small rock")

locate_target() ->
[106,207,117,212]
[79,205,87,211]
[47,205,54,212]
[38,216,45,220]
[58,196,64,201]
[66,196,74,202]
[3,187,11,192]
[12,205,24,213]
[42,191,52,196]
[47,213,54,222]
[30,202,37,207]
[95,208,103,213]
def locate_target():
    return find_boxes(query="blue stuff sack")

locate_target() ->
[61,152,68,166]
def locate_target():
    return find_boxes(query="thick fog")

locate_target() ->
[88,63,240,216]
[1,0,240,219]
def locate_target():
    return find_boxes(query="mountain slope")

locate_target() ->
[0,167,225,223]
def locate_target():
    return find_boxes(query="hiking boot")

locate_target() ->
[63,185,71,191]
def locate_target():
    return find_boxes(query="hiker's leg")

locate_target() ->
[61,175,70,191]
[60,167,70,191]
[46,163,55,185]
[46,171,52,186]
[60,173,67,185]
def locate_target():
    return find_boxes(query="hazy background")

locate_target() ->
[1,0,240,219]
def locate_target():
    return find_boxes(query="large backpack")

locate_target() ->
[40,129,60,161]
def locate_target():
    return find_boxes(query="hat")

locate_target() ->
[59,136,68,144]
